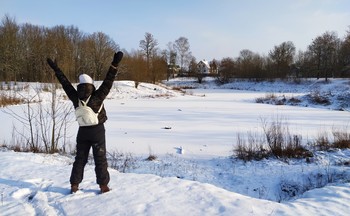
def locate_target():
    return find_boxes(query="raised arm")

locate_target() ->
[47,58,78,104]
[95,51,123,99]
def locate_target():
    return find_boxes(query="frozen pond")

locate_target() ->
[1,84,349,159]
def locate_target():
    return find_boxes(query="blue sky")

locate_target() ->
[1,0,349,61]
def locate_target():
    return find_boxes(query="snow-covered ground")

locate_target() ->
[1,78,350,215]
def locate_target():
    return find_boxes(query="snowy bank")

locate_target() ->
[1,151,350,216]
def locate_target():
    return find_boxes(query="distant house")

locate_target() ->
[197,60,210,75]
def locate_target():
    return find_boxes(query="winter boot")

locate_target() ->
[100,185,110,193]
[71,184,79,194]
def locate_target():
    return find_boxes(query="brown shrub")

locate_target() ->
[0,93,24,107]
[332,129,350,149]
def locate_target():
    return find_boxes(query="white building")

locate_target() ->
[197,60,210,74]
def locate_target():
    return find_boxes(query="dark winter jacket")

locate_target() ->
[54,67,118,126]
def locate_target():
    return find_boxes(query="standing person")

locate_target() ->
[47,51,123,194]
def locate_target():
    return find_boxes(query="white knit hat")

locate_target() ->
[79,74,93,84]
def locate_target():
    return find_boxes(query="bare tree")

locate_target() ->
[122,50,147,88]
[209,59,219,75]
[46,25,76,80]
[174,37,192,74]
[165,42,178,80]
[20,23,49,82]
[38,83,73,153]
[89,32,119,80]
[308,31,340,81]
[139,33,158,66]
[3,84,73,153]
[339,27,350,76]
[4,92,40,152]
[66,25,84,80]
[0,15,21,82]
[139,32,159,83]
[269,41,296,78]
[151,55,168,83]
[236,49,264,79]
[187,57,198,80]
[218,57,235,83]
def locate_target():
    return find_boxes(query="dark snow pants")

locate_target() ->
[70,124,110,186]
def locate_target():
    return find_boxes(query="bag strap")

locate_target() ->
[78,95,103,113]
[85,95,92,104]
[97,103,104,114]
[79,95,91,107]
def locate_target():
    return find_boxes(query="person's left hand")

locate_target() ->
[111,51,123,67]
[47,58,59,72]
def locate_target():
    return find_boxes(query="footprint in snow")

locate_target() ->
[11,188,36,201]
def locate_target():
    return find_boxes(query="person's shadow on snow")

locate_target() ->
[0,178,70,199]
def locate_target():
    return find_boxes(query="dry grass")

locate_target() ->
[234,133,270,161]
[107,151,137,173]
[309,90,330,105]
[310,128,350,151]
[234,117,313,161]
[0,93,24,107]
[146,154,158,161]
[332,129,350,149]
[256,93,277,104]
[256,94,301,106]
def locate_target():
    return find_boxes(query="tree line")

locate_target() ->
[0,15,192,86]
[1,15,350,85]
[217,30,350,83]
